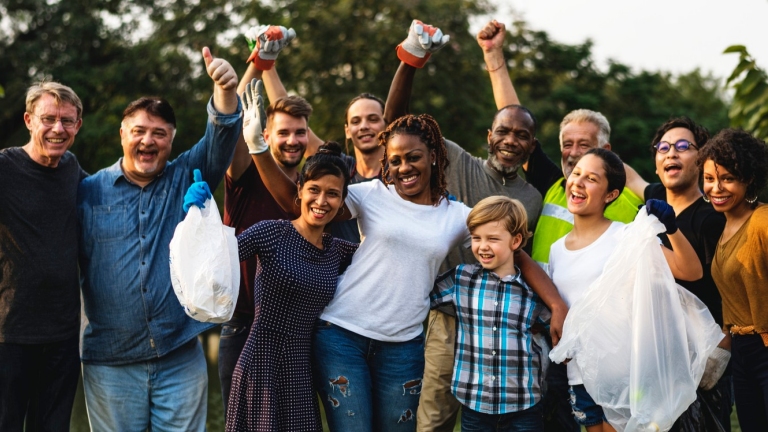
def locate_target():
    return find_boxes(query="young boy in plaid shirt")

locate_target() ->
[431,196,550,431]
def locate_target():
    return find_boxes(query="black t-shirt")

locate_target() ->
[645,183,726,325]
[0,148,86,343]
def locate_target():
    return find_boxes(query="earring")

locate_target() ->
[747,194,758,204]
[294,196,300,207]
[339,206,345,216]
[702,195,710,203]
[432,161,436,166]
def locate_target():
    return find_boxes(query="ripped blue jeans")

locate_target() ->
[312,321,424,432]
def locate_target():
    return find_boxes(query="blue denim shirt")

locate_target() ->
[78,98,241,365]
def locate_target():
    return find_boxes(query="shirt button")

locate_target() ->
[493,326,497,331]
[142,262,145,265]
[492,350,496,355]
[142,235,146,239]
[494,301,498,306]
[491,376,495,381]
[148,317,152,322]
[142,211,146,214]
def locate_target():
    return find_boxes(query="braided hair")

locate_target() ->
[378,114,449,206]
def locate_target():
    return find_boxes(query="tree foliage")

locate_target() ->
[724,45,768,141]
[502,21,729,179]
[1,0,729,182]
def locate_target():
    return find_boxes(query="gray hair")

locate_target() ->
[559,109,610,147]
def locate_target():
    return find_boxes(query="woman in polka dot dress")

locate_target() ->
[186,142,357,431]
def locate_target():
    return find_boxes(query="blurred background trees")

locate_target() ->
[0,0,737,181]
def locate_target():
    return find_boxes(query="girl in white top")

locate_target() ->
[548,148,702,432]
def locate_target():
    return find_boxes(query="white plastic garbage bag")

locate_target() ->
[169,197,239,323]
[549,210,723,432]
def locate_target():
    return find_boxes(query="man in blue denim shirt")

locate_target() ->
[77,47,242,431]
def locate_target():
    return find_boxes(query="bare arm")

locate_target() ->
[477,20,519,108]
[624,162,649,200]
[384,62,416,123]
[517,250,568,345]
[662,231,703,281]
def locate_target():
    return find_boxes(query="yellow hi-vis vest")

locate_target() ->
[531,178,643,269]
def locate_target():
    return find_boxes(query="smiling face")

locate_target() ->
[264,112,309,168]
[560,121,604,179]
[566,154,619,216]
[295,174,345,231]
[655,127,700,193]
[345,98,386,155]
[471,220,522,277]
[23,94,82,167]
[487,107,535,175]
[120,110,174,186]
[702,159,751,217]
[386,133,435,205]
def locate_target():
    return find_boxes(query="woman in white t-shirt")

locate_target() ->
[548,148,702,432]
[249,110,471,431]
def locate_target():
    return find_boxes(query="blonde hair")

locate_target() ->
[467,196,531,249]
[26,82,83,118]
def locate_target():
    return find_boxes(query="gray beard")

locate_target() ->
[488,153,521,177]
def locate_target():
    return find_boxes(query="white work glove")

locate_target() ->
[699,347,731,391]
[244,25,296,70]
[396,19,450,68]
[241,79,269,154]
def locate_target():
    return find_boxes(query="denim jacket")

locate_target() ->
[78,98,241,365]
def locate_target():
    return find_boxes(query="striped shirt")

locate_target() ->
[431,263,550,414]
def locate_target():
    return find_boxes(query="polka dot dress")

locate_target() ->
[225,220,357,432]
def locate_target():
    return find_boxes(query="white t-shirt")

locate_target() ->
[320,180,471,342]
[548,221,625,385]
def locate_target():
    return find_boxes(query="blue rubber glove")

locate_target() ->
[183,169,212,213]
[646,199,678,234]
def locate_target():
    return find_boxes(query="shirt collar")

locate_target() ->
[470,263,523,284]
[105,157,166,186]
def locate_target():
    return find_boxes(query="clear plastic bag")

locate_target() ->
[169,197,239,323]
[549,211,724,432]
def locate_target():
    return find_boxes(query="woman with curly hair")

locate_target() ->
[245,91,471,429]
[697,128,768,432]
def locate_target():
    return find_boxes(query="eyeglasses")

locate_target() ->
[31,114,78,129]
[654,139,697,154]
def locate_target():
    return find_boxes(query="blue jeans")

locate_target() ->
[82,338,208,432]
[217,312,253,413]
[312,321,424,432]
[731,333,768,432]
[461,402,544,432]
[0,336,80,432]
[542,362,580,431]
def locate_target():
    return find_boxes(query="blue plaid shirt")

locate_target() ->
[431,263,550,414]
[78,98,241,365]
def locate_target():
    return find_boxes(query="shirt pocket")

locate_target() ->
[92,205,129,242]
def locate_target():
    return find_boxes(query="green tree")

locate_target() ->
[724,45,768,141]
[502,20,729,180]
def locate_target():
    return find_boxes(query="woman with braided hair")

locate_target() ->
[247,102,471,430]
[697,129,768,432]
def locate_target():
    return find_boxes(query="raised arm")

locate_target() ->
[624,162,649,200]
[203,47,239,115]
[477,20,519,109]
[228,63,264,180]
[516,250,568,345]
[384,20,450,123]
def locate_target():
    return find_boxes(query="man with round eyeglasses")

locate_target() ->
[0,81,87,430]
[625,116,733,431]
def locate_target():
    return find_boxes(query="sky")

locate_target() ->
[480,0,768,83]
